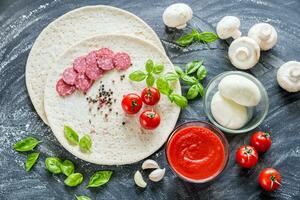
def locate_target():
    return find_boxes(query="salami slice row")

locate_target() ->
[56,47,131,97]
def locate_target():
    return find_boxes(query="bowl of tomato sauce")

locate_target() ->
[166,121,229,183]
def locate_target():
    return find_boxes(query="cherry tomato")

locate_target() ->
[259,168,282,191]
[141,87,160,106]
[250,131,272,153]
[235,145,259,168]
[121,93,142,114]
[139,110,160,129]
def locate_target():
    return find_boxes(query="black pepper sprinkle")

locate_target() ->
[122,122,126,125]
[109,108,112,112]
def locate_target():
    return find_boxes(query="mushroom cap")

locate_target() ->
[216,16,242,39]
[248,23,277,51]
[162,3,193,29]
[228,36,260,69]
[277,61,300,92]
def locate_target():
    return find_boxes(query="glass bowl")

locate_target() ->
[203,71,269,134]
[165,121,229,184]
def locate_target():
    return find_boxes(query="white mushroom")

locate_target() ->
[142,159,159,170]
[162,3,193,29]
[211,92,248,129]
[216,16,242,39]
[277,61,300,92]
[228,37,260,69]
[218,75,261,106]
[134,171,147,188]
[149,168,166,182]
[248,23,277,51]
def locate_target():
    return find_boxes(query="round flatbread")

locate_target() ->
[26,5,165,124]
[44,35,180,165]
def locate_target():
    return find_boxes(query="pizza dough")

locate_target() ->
[44,35,180,165]
[26,5,165,124]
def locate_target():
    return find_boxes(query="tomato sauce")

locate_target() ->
[166,126,226,181]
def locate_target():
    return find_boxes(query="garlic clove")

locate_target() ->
[142,159,159,170]
[149,168,166,182]
[277,61,300,92]
[248,23,277,51]
[134,171,147,188]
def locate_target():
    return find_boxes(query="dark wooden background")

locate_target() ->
[0,0,299,199]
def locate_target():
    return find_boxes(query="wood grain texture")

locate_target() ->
[0,0,299,199]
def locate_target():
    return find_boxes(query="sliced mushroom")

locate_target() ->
[277,61,300,92]
[134,171,147,188]
[149,168,166,182]
[228,37,260,69]
[248,23,277,51]
[162,3,193,29]
[216,16,242,39]
[142,159,159,170]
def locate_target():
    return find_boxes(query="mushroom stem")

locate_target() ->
[235,47,249,61]
[259,27,272,40]
[232,30,242,39]
[290,68,300,78]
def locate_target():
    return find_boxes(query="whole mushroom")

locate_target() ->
[228,37,260,69]
[216,16,242,39]
[162,3,193,29]
[277,61,300,92]
[248,23,277,51]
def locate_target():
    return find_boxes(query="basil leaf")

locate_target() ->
[181,74,198,85]
[64,126,79,145]
[79,134,92,152]
[195,32,219,43]
[164,72,178,81]
[176,34,194,47]
[153,64,164,74]
[146,73,155,86]
[168,93,188,108]
[186,60,203,74]
[186,85,199,100]
[156,77,171,95]
[86,170,113,188]
[45,157,62,174]
[197,83,205,97]
[61,160,75,176]
[196,65,207,80]
[174,66,184,77]
[145,59,154,73]
[75,195,92,200]
[25,152,39,172]
[13,137,41,152]
[129,70,146,81]
[64,173,83,187]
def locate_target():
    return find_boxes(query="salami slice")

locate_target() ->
[75,73,93,92]
[62,67,78,85]
[73,56,88,73]
[86,51,98,68]
[85,64,104,80]
[113,52,132,70]
[97,56,114,71]
[56,79,76,96]
[96,48,114,58]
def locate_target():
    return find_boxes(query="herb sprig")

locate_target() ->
[176,29,218,47]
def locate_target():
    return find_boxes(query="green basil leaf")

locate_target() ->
[64,173,83,187]
[129,70,146,81]
[146,73,155,86]
[168,93,188,108]
[145,59,154,73]
[45,157,62,174]
[75,195,92,200]
[197,83,204,97]
[153,64,164,74]
[61,160,75,176]
[86,170,113,188]
[186,60,203,74]
[79,134,92,152]
[174,66,184,77]
[196,65,207,80]
[195,32,219,43]
[186,85,199,100]
[164,72,179,81]
[156,77,171,95]
[176,34,194,47]
[25,152,40,172]
[64,126,79,145]
[13,137,41,152]
[180,74,198,85]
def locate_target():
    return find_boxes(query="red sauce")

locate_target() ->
[167,126,226,181]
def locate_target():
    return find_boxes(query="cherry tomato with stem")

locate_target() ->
[235,145,259,168]
[250,131,272,153]
[141,87,160,106]
[121,93,143,114]
[139,110,160,130]
[259,168,282,191]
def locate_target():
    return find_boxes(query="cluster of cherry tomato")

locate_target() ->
[235,131,282,191]
[121,87,161,130]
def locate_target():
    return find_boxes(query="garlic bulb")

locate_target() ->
[216,16,241,39]
[134,171,147,188]
[142,159,159,170]
[277,61,300,92]
[162,3,193,29]
[248,23,277,51]
[228,37,260,69]
[149,168,166,182]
